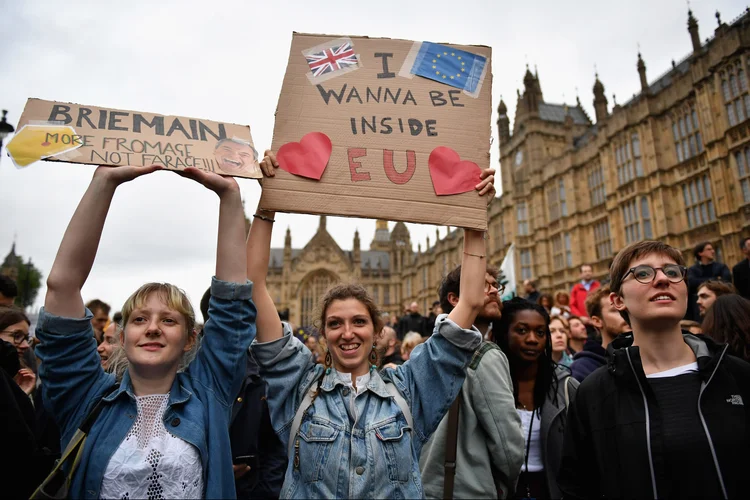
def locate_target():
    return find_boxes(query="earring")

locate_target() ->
[324,351,332,374]
[369,344,378,366]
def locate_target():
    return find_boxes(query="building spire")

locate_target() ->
[637,51,648,92]
[688,9,701,53]
[318,215,327,231]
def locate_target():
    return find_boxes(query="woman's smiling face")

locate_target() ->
[323,298,375,377]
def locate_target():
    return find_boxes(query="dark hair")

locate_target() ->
[609,240,686,325]
[701,294,750,362]
[439,264,499,314]
[0,276,18,299]
[693,241,712,261]
[0,306,30,332]
[112,311,122,325]
[200,287,211,322]
[492,297,559,411]
[741,237,750,250]
[432,300,440,308]
[537,293,553,309]
[86,299,111,315]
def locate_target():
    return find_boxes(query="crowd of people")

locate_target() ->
[1,152,749,499]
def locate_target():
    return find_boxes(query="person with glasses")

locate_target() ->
[419,265,525,499]
[0,306,35,394]
[558,240,750,500]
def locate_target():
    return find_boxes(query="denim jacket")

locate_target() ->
[35,278,256,500]
[252,314,482,499]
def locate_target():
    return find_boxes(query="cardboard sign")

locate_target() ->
[7,99,262,179]
[260,33,492,230]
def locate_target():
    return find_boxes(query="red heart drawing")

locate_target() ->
[277,132,332,180]
[428,146,482,196]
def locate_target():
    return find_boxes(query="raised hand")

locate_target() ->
[93,164,162,186]
[14,368,36,395]
[259,150,279,177]
[175,167,240,197]
[476,168,496,198]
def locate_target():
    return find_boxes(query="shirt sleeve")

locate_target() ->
[187,277,257,409]
[383,313,481,445]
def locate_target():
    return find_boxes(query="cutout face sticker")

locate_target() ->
[214,139,259,176]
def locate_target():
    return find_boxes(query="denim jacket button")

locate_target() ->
[171,417,181,427]
[355,466,365,475]
[342,388,350,396]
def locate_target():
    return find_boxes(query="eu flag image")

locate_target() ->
[409,42,487,95]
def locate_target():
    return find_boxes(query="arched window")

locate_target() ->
[299,270,339,328]
[640,197,652,239]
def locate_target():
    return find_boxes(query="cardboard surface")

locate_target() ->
[8,99,261,178]
[261,33,492,230]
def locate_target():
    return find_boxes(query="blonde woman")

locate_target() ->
[400,331,426,361]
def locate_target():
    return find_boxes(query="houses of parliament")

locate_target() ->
[101,8,744,328]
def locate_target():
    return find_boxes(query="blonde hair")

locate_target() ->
[401,331,425,359]
[107,335,202,382]
[120,283,196,336]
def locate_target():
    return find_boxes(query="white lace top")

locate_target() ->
[100,394,204,499]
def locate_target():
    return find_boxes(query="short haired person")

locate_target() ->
[686,241,732,320]
[249,151,497,498]
[523,279,541,304]
[570,285,631,382]
[0,275,18,306]
[696,279,737,317]
[376,325,403,368]
[86,299,110,344]
[558,240,750,499]
[569,264,600,319]
[420,264,524,499]
[35,164,257,498]
[566,315,587,354]
[396,301,426,340]
[424,300,441,337]
[214,138,260,177]
[732,236,750,299]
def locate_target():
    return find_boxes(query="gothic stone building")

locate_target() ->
[272,8,750,327]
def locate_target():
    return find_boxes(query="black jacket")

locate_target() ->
[732,259,750,300]
[570,340,606,382]
[230,353,288,499]
[558,333,750,499]
[396,312,426,340]
[686,262,732,320]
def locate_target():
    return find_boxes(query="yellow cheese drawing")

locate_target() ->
[6,124,83,167]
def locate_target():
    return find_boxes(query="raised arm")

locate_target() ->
[248,151,284,343]
[447,228,488,328]
[45,165,161,318]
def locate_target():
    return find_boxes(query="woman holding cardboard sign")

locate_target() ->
[34,164,257,499]
[249,151,495,498]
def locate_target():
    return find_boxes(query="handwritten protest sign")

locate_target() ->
[260,33,492,230]
[7,99,261,179]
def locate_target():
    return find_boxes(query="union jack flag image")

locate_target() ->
[303,38,360,79]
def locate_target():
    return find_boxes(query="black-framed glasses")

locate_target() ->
[623,264,687,284]
[485,281,506,295]
[0,330,31,346]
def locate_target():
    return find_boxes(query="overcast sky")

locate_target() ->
[0,0,743,319]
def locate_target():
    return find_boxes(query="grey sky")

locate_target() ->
[0,0,743,318]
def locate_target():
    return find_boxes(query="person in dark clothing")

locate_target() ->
[396,301,425,340]
[686,241,732,320]
[423,300,441,337]
[570,286,630,382]
[701,294,750,363]
[558,240,750,500]
[202,287,287,499]
[376,326,404,368]
[523,279,541,304]
[731,236,750,300]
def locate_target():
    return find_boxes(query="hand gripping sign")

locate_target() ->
[260,33,492,230]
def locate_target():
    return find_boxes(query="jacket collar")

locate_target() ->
[319,367,392,398]
[103,369,193,407]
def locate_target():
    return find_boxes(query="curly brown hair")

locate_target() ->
[317,283,384,338]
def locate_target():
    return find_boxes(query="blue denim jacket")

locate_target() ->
[252,314,481,499]
[35,278,256,500]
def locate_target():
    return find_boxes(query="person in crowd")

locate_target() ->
[86,298,111,344]
[537,294,553,314]
[549,315,573,368]
[35,163,257,499]
[397,301,426,340]
[248,150,496,498]
[732,236,750,299]
[567,315,587,354]
[200,282,286,500]
[523,279,541,304]
[303,334,322,364]
[680,319,703,335]
[0,275,18,306]
[493,298,578,499]
[400,331,425,361]
[424,300,441,337]
[570,264,600,320]
[686,241,732,320]
[550,291,571,318]
[701,294,750,362]
[96,321,119,369]
[696,279,737,318]
[570,286,630,382]
[558,240,750,499]
[420,264,523,500]
[376,325,403,368]
[0,306,35,394]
